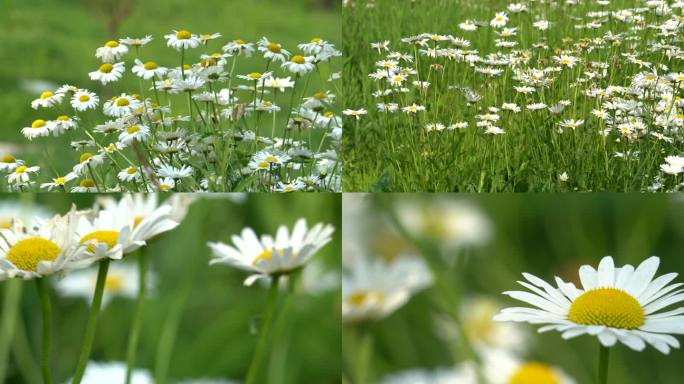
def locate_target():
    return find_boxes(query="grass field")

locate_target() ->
[342,0,684,192]
[0,193,341,384]
[342,193,684,384]
[0,0,342,192]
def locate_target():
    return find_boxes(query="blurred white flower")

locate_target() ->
[66,361,152,384]
[342,255,432,323]
[0,200,52,229]
[380,366,465,384]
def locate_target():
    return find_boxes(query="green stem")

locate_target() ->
[0,279,22,382]
[355,328,373,384]
[72,259,110,384]
[35,278,52,384]
[125,251,148,384]
[245,275,281,384]
[598,345,610,384]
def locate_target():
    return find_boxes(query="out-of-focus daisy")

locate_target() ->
[208,218,335,286]
[95,40,129,63]
[0,200,52,229]
[50,115,78,135]
[495,256,684,353]
[380,367,465,384]
[67,361,152,384]
[69,89,98,112]
[164,29,201,50]
[31,91,64,109]
[40,173,77,191]
[343,108,368,119]
[342,255,433,323]
[0,154,23,172]
[89,62,125,85]
[7,164,40,185]
[156,164,193,179]
[132,59,168,80]
[480,348,575,384]
[222,39,255,57]
[0,210,86,280]
[117,166,142,183]
[119,36,153,47]
[53,262,155,307]
[281,55,315,75]
[118,124,151,145]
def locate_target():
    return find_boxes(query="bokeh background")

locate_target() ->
[343,194,684,383]
[0,193,341,383]
[0,0,340,176]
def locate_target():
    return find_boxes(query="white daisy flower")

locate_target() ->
[31,91,64,109]
[0,154,23,172]
[119,36,153,47]
[221,39,255,57]
[40,172,77,191]
[67,361,152,384]
[156,164,193,179]
[89,62,125,85]
[7,165,39,185]
[342,255,433,323]
[131,59,168,80]
[0,210,87,280]
[495,256,684,354]
[257,37,291,63]
[21,119,51,140]
[71,90,99,111]
[281,55,315,75]
[164,29,201,51]
[104,94,142,117]
[208,218,335,286]
[118,167,142,183]
[50,115,78,135]
[118,124,151,145]
[95,40,129,63]
[72,152,105,176]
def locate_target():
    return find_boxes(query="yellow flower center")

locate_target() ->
[40,91,54,100]
[253,248,273,266]
[267,42,281,53]
[80,179,96,188]
[509,362,559,384]
[159,184,171,191]
[116,98,130,107]
[292,55,306,64]
[324,111,334,118]
[79,95,91,102]
[15,165,27,174]
[176,30,191,40]
[347,290,385,307]
[127,167,137,175]
[57,115,70,121]
[127,125,140,134]
[235,39,245,45]
[105,40,119,48]
[265,155,278,163]
[2,154,16,163]
[314,91,327,100]
[143,61,158,70]
[568,288,644,329]
[79,153,93,163]
[54,177,66,185]
[32,119,46,128]
[134,215,144,227]
[104,274,125,292]
[257,161,269,168]
[311,37,322,43]
[99,63,114,73]
[6,237,61,272]
[248,72,262,80]
[80,230,119,252]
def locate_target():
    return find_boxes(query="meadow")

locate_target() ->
[342,193,684,384]
[342,0,684,192]
[0,193,341,384]
[0,0,342,192]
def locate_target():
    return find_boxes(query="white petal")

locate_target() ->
[598,330,617,346]
[625,256,660,298]
[641,316,684,334]
[579,265,598,291]
[597,256,615,287]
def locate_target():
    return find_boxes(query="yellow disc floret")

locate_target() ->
[509,362,560,384]
[116,97,130,107]
[99,63,114,73]
[2,154,16,163]
[32,119,46,128]
[105,40,119,48]
[292,55,306,64]
[143,61,158,70]
[6,237,61,272]
[79,153,93,163]
[127,125,140,134]
[267,42,281,53]
[79,95,90,102]
[80,230,119,252]
[40,91,54,99]
[80,179,96,188]
[176,30,191,40]
[347,290,385,307]
[568,288,644,329]
[104,274,124,292]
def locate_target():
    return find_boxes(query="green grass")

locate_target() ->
[0,0,341,191]
[0,193,341,384]
[342,0,684,192]
[343,193,684,384]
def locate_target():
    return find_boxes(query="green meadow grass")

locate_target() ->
[0,0,340,181]
[342,0,684,192]
[0,193,341,384]
[344,193,684,384]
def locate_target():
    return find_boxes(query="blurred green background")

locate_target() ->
[0,193,341,383]
[0,0,340,177]
[353,194,684,383]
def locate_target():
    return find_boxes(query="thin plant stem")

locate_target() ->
[355,328,373,384]
[245,275,281,384]
[35,278,52,384]
[72,259,110,384]
[598,345,610,384]
[125,250,148,384]
[0,279,22,382]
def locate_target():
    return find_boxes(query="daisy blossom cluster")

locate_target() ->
[5,31,342,192]
[344,0,684,192]
[0,194,190,384]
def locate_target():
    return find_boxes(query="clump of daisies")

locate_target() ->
[344,0,684,192]
[0,194,191,384]
[5,31,342,192]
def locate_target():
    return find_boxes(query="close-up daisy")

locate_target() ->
[88,62,125,85]
[71,90,99,111]
[164,29,201,50]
